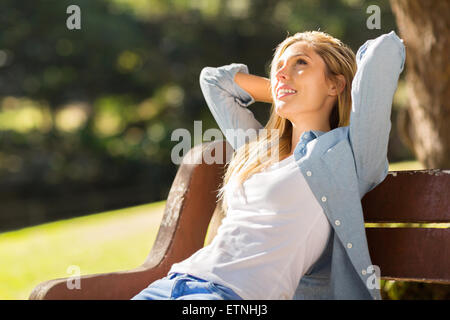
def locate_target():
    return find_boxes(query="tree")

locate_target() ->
[389,0,450,169]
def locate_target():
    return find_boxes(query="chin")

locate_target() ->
[274,103,291,119]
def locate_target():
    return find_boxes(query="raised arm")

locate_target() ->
[349,31,406,192]
[234,72,273,104]
[199,63,265,150]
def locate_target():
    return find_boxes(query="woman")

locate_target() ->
[132,30,405,300]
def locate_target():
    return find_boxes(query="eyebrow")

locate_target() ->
[276,53,311,68]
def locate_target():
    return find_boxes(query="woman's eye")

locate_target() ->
[276,58,306,71]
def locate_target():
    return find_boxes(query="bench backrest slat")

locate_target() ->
[366,228,450,283]
[362,170,450,223]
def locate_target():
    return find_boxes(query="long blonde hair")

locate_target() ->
[217,31,356,213]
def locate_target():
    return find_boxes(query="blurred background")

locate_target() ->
[0,0,448,299]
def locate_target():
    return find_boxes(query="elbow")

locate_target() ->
[200,66,216,80]
[199,66,220,87]
[357,31,406,73]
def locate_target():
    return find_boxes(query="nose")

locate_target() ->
[275,65,289,81]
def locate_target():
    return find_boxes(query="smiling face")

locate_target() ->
[270,41,337,122]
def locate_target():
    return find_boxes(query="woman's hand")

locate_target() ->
[234,72,273,104]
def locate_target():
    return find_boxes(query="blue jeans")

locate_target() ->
[131,273,243,300]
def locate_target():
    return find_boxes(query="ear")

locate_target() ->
[328,74,346,96]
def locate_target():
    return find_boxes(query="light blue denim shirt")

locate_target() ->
[199,31,405,300]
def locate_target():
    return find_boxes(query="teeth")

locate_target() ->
[278,89,297,95]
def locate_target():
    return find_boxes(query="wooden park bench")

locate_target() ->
[29,140,450,299]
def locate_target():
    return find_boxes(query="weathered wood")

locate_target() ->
[362,169,450,223]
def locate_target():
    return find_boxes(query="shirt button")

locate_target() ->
[362,269,367,275]
[306,171,312,176]
[321,196,327,202]
[347,243,353,249]
[334,220,341,226]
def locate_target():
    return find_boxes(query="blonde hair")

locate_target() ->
[217,31,356,213]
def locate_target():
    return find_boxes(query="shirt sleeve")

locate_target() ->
[199,63,264,151]
[349,31,406,191]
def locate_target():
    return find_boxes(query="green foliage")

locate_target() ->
[381,280,450,300]
[0,0,415,249]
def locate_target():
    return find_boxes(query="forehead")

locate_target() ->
[277,41,316,63]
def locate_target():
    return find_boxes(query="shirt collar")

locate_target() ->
[302,129,326,141]
[294,129,327,158]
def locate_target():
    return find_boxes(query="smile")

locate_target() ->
[277,88,297,100]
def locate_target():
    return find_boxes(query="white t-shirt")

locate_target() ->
[169,154,332,300]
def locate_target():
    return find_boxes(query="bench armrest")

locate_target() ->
[29,265,167,300]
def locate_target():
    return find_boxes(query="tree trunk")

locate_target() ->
[389,0,450,169]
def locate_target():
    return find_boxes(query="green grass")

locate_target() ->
[0,201,165,300]
[0,160,426,300]
[388,160,425,171]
